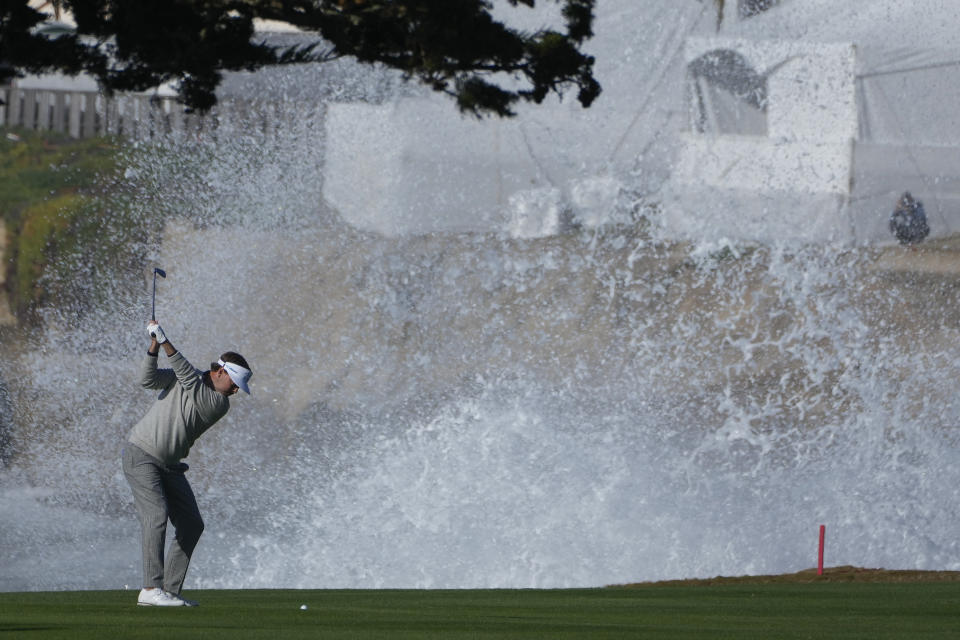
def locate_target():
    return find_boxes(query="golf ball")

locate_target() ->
[300,604,308,610]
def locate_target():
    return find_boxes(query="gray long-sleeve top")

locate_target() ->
[127,351,230,465]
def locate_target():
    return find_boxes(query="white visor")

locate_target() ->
[218,359,252,394]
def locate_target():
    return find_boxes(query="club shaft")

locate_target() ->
[150,267,164,321]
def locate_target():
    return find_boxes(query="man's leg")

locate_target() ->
[122,445,168,589]
[160,464,204,595]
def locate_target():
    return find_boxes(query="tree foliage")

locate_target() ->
[0,0,601,117]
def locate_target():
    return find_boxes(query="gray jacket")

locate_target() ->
[127,351,229,465]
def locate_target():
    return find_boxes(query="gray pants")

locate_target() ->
[122,444,204,593]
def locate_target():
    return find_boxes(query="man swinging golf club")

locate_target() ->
[122,306,252,607]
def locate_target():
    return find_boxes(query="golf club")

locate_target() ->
[151,267,166,321]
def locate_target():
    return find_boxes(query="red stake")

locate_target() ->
[817,525,826,576]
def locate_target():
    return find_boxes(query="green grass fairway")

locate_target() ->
[2,583,960,639]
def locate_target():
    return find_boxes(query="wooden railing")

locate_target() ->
[0,86,293,140]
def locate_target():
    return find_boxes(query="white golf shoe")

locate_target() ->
[137,588,188,607]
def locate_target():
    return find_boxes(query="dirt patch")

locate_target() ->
[0,225,13,326]
[870,234,960,275]
[617,566,960,587]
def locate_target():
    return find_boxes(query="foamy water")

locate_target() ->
[4,186,960,590]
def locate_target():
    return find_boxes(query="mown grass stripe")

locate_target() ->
[2,585,960,639]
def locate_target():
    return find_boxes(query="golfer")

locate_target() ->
[122,320,251,607]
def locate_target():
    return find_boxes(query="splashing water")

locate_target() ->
[5,157,960,589]
[5,4,960,591]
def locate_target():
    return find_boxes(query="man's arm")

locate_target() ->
[141,332,177,390]
[148,335,177,358]
[148,322,203,390]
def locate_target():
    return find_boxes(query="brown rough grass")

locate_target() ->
[617,565,960,587]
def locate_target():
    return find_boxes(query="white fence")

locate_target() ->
[0,86,291,140]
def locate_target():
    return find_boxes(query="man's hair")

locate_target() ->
[211,351,251,372]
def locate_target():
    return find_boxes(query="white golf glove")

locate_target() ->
[147,321,167,344]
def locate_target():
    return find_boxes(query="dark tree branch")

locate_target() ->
[0,0,601,117]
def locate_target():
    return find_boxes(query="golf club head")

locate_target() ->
[153,268,166,279]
